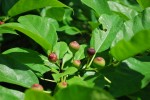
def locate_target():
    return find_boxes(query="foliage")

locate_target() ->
[0,0,150,100]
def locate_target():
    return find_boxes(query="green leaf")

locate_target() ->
[52,67,78,82]
[0,15,58,52]
[124,57,150,88]
[42,7,65,21]
[24,89,54,100]
[58,26,81,35]
[54,85,114,100]
[133,8,150,33]
[108,1,138,20]
[0,54,39,88]
[0,86,24,100]
[90,14,123,52]
[84,74,108,88]
[0,27,17,34]
[110,30,150,61]
[74,44,87,60]
[67,76,88,86]
[81,0,111,16]
[2,48,50,77]
[8,0,69,16]
[18,15,58,51]
[111,20,134,47]
[101,62,144,97]
[53,42,68,59]
[63,67,78,75]
[137,0,150,9]
[62,49,73,65]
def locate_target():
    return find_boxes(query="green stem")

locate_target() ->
[86,54,96,68]
[40,78,56,83]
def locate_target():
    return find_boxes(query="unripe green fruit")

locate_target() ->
[72,60,81,68]
[87,47,95,56]
[48,52,57,62]
[93,57,105,67]
[54,81,68,93]
[31,84,44,91]
[69,41,80,51]
[57,81,67,89]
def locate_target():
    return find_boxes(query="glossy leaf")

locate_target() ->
[0,15,58,52]
[101,61,144,97]
[90,14,123,52]
[0,86,24,100]
[0,55,38,88]
[18,15,58,51]
[43,7,65,21]
[133,8,150,33]
[54,85,114,100]
[137,0,150,9]
[62,49,73,65]
[84,74,108,88]
[0,27,17,34]
[108,1,138,20]
[110,30,150,61]
[8,0,69,16]
[74,44,87,60]
[24,89,54,100]
[58,26,81,35]
[124,57,150,88]
[52,67,78,81]
[2,48,50,76]
[101,57,150,97]
[67,76,88,86]
[53,42,68,59]
[81,0,111,16]
[111,20,134,47]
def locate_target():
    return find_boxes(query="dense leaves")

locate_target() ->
[0,55,38,88]
[8,0,69,16]
[110,30,150,61]
[0,15,58,52]
[0,86,24,100]
[90,14,123,53]
[81,0,111,16]
[0,0,150,100]
[24,89,54,100]
[54,85,114,100]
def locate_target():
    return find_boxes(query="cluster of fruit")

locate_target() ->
[48,41,105,69]
[30,41,106,91]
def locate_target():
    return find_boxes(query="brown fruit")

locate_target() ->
[72,60,81,68]
[87,47,95,56]
[57,81,68,89]
[48,52,57,62]
[93,57,105,67]
[0,21,4,25]
[69,41,80,51]
[31,84,43,91]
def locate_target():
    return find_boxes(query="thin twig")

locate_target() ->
[40,78,56,83]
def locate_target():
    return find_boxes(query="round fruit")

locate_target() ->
[93,57,105,67]
[69,41,80,51]
[87,47,95,56]
[72,60,81,68]
[0,21,4,25]
[48,52,57,62]
[57,81,67,89]
[31,84,43,91]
